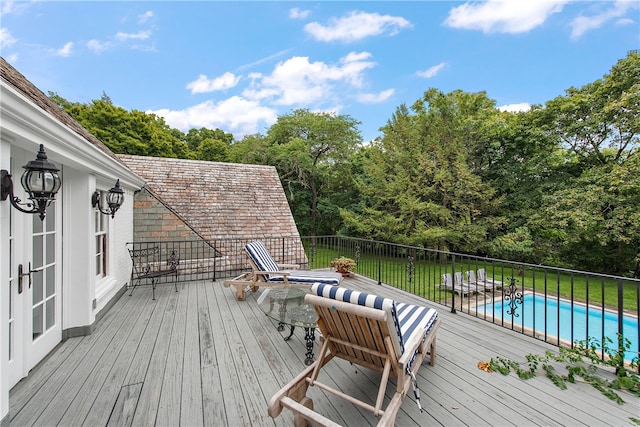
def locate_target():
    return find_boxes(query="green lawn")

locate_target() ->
[305,244,638,313]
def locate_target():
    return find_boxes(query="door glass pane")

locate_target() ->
[33,213,43,233]
[32,304,43,339]
[46,298,55,330]
[46,266,55,297]
[46,201,55,232]
[33,235,43,269]
[33,271,43,305]
[46,234,55,264]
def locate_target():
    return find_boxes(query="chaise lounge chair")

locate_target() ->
[268,283,440,427]
[477,268,504,289]
[440,273,476,296]
[223,240,343,300]
[466,270,496,291]
[454,271,478,294]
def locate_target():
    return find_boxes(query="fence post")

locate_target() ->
[377,243,382,285]
[451,255,456,313]
[617,278,625,375]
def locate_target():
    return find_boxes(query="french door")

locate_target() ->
[7,157,62,388]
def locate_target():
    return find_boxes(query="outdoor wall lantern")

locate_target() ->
[92,179,124,218]
[1,144,62,221]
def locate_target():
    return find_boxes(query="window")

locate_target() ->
[94,191,108,277]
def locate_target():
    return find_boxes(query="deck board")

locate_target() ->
[9,274,640,426]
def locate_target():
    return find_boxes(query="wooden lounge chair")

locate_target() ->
[268,283,441,427]
[477,268,504,289]
[440,273,476,296]
[464,270,493,292]
[223,240,342,300]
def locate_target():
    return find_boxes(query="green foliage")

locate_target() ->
[47,52,640,276]
[265,109,362,236]
[488,334,640,405]
[342,90,502,253]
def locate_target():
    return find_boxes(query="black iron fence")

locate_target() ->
[126,240,221,285]
[300,235,640,369]
[129,235,639,369]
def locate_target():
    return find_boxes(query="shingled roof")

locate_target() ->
[118,154,301,242]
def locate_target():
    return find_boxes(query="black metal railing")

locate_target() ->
[130,235,639,370]
[299,235,640,370]
[126,240,220,285]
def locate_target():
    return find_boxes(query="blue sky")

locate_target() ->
[1,1,638,142]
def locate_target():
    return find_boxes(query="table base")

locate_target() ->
[278,323,316,365]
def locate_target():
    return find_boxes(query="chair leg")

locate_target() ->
[129,279,137,296]
[294,397,314,427]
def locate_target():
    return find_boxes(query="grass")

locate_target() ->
[305,244,638,313]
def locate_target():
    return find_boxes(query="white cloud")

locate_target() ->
[570,0,638,39]
[244,52,376,106]
[498,103,531,113]
[0,28,17,49]
[444,0,568,34]
[417,62,447,79]
[52,42,73,57]
[150,96,278,137]
[1,0,31,15]
[187,72,241,94]
[138,11,154,24]
[115,31,151,41]
[616,18,635,26]
[357,89,395,104]
[87,39,109,53]
[289,8,310,19]
[159,51,382,139]
[305,10,412,42]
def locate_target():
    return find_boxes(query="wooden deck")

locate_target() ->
[9,275,639,426]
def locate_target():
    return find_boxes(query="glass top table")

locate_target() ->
[256,286,318,365]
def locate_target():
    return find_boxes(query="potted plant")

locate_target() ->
[331,257,356,277]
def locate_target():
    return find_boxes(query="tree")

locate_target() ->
[524,52,640,273]
[185,127,234,156]
[342,89,502,253]
[197,138,229,161]
[49,92,187,158]
[542,51,639,166]
[266,109,362,236]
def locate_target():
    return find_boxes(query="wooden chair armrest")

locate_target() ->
[268,364,316,418]
[259,270,291,276]
[398,329,427,367]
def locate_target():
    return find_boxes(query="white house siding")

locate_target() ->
[0,59,145,426]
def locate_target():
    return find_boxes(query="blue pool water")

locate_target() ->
[477,294,639,363]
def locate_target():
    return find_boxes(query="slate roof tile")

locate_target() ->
[118,155,301,242]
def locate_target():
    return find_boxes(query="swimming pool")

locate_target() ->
[477,294,639,363]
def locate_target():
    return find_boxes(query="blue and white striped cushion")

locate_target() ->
[395,302,439,354]
[312,283,402,356]
[313,283,395,309]
[312,283,438,362]
[245,241,281,280]
[269,269,341,285]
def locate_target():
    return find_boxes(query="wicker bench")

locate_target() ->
[128,246,179,300]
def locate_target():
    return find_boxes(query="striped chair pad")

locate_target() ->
[312,283,438,361]
[245,241,280,279]
[269,269,342,285]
